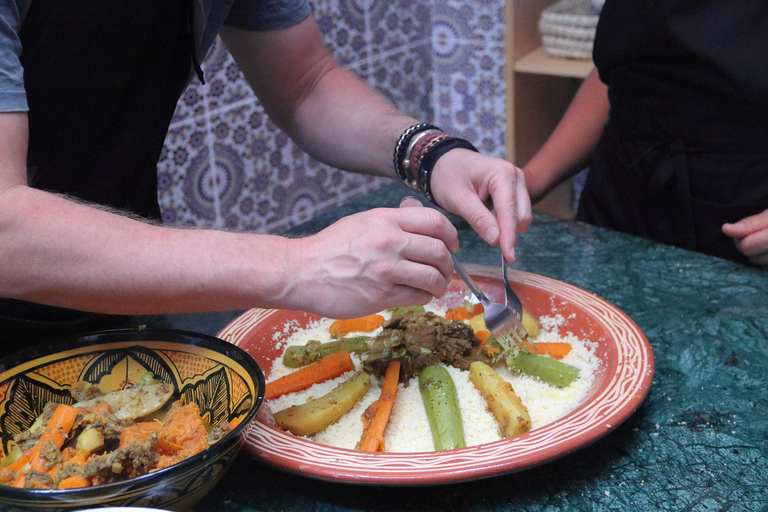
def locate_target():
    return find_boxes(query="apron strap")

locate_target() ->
[649,140,697,250]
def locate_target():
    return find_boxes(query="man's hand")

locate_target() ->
[429,149,532,262]
[722,210,768,269]
[288,206,458,318]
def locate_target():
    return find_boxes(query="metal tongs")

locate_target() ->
[451,252,531,353]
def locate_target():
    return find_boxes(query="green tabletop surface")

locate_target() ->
[126,183,768,512]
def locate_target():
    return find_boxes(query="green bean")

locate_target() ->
[505,351,580,387]
[282,336,370,368]
[418,365,466,450]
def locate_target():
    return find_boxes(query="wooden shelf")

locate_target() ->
[505,0,593,219]
[515,47,593,79]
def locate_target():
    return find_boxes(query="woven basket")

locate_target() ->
[539,0,602,60]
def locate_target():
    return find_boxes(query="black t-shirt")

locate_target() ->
[593,0,768,151]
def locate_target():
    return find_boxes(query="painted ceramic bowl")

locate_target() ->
[218,265,654,485]
[0,329,264,511]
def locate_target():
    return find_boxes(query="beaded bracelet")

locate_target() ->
[402,129,443,189]
[418,137,479,205]
[415,134,451,189]
[406,131,450,187]
[393,123,438,182]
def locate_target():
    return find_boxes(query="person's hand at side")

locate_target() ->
[722,210,768,269]
[286,205,458,318]
[429,149,531,263]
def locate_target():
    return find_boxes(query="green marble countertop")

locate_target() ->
[130,183,768,511]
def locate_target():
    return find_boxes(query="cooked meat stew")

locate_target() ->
[0,375,232,490]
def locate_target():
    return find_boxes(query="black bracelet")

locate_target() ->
[418,137,479,206]
[393,123,438,182]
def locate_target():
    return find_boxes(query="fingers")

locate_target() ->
[723,210,768,268]
[398,196,455,280]
[428,149,531,262]
[515,168,533,234]
[722,209,768,238]
[396,200,459,253]
[391,255,452,296]
[399,195,422,208]
[731,227,768,268]
[378,285,434,310]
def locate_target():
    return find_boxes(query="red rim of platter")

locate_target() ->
[217,266,654,485]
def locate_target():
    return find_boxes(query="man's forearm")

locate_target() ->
[0,185,296,314]
[284,64,414,178]
[220,20,415,180]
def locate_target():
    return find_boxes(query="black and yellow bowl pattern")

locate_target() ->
[0,329,264,512]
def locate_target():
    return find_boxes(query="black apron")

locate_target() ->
[0,0,201,353]
[577,0,768,267]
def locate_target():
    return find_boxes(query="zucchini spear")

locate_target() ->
[418,365,466,450]
[506,350,580,387]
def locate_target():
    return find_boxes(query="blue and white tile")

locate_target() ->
[160,0,511,232]
[369,44,433,121]
[158,122,214,226]
[432,40,507,158]
[314,0,370,67]
[439,0,505,44]
[368,0,431,56]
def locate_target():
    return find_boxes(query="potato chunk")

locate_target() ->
[469,361,531,438]
[273,372,371,436]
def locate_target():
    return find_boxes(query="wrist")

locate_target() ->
[392,123,477,207]
[521,164,545,202]
[267,236,304,311]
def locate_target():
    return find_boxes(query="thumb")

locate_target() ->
[722,211,767,238]
[399,196,424,209]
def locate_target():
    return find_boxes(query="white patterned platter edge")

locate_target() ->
[217,267,654,485]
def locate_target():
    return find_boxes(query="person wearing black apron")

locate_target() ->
[0,0,202,351]
[527,0,768,268]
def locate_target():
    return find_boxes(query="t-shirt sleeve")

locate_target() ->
[0,1,28,112]
[223,0,310,31]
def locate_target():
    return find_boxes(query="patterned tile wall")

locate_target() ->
[158,0,507,233]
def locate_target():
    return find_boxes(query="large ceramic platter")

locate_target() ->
[217,265,654,485]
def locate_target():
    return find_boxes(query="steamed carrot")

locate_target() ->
[9,404,80,487]
[0,453,29,485]
[265,350,355,399]
[524,341,572,359]
[2,453,29,474]
[84,400,111,414]
[119,421,161,449]
[445,303,483,321]
[62,448,89,468]
[11,405,79,487]
[328,315,385,338]
[476,331,491,344]
[154,403,209,470]
[476,331,501,357]
[28,404,79,473]
[57,475,91,489]
[357,361,400,452]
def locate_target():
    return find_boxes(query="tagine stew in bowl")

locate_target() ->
[0,329,264,511]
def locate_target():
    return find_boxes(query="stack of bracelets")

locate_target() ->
[393,123,478,206]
